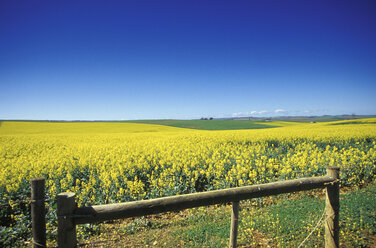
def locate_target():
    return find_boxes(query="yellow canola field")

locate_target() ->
[1,119,375,208]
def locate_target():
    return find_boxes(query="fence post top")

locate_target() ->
[326,166,340,171]
[326,166,340,181]
[57,192,76,198]
[31,177,45,182]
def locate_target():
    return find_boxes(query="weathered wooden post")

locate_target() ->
[325,166,340,248]
[229,201,240,248]
[31,178,46,248]
[57,192,77,248]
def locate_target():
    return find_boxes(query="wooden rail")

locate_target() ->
[53,166,340,248]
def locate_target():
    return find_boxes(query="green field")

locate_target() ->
[124,115,376,130]
[124,119,292,130]
[3,115,373,131]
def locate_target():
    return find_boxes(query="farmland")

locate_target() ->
[123,119,288,130]
[1,119,376,247]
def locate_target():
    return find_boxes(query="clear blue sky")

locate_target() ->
[1,0,375,120]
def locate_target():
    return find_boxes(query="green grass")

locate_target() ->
[171,184,376,247]
[76,184,376,247]
[124,119,282,130]
[174,207,231,247]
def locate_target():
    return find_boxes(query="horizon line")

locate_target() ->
[1,114,376,122]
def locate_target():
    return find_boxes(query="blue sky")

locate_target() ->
[1,0,375,120]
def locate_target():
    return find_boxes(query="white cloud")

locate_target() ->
[233,109,289,117]
[303,109,323,114]
[232,112,246,117]
[275,109,287,114]
[249,110,270,115]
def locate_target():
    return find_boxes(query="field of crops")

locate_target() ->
[123,119,286,130]
[1,119,376,246]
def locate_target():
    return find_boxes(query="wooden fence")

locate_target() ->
[31,166,340,248]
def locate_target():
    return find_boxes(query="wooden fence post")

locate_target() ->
[57,192,77,248]
[229,201,239,248]
[325,166,340,248]
[31,178,46,248]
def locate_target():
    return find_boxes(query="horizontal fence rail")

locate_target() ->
[73,176,335,224]
[55,166,340,248]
